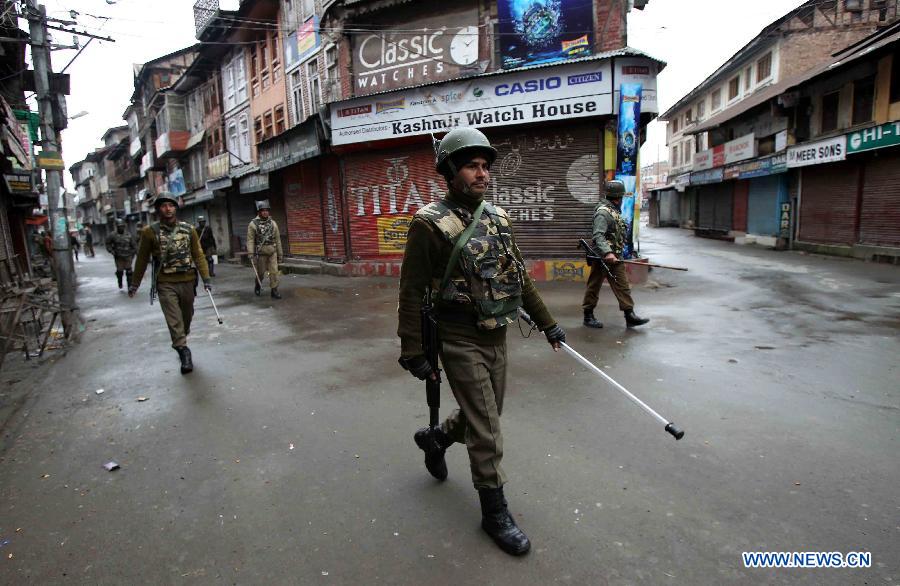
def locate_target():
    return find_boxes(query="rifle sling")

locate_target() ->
[440,200,486,293]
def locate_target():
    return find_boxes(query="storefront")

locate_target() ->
[789,135,856,245]
[330,53,662,275]
[847,122,900,249]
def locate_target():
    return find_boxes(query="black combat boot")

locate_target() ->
[177,346,193,374]
[624,309,649,327]
[116,271,123,289]
[125,271,133,289]
[271,288,282,300]
[583,308,603,328]
[254,280,261,296]
[478,487,531,556]
[413,426,453,481]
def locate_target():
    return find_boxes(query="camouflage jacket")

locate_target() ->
[591,199,627,257]
[198,225,217,255]
[397,190,556,358]
[247,217,282,258]
[131,221,210,289]
[106,231,137,258]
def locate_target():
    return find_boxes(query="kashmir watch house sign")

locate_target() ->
[351,7,480,95]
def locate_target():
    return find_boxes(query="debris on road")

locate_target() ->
[95,389,105,395]
[136,397,148,402]
[103,461,120,472]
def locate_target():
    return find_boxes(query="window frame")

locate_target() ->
[756,52,773,84]
[851,75,876,126]
[728,76,740,101]
[711,88,722,111]
[821,91,840,133]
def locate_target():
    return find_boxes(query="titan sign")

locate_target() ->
[331,57,659,145]
[351,6,479,95]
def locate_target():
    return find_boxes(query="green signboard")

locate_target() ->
[846,120,900,153]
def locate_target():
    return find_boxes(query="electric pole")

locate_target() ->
[25,0,78,337]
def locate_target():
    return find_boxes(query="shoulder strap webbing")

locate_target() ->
[440,200,486,292]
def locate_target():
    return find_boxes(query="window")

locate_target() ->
[302,0,314,19]
[325,45,338,101]
[250,45,260,97]
[227,120,239,166]
[263,110,274,141]
[235,53,247,104]
[307,59,321,113]
[852,76,875,125]
[224,61,236,111]
[821,91,840,132]
[260,38,270,91]
[239,114,251,162]
[274,105,286,135]
[711,88,722,110]
[757,53,772,83]
[291,70,304,124]
[254,116,264,144]
[697,100,706,120]
[271,30,281,83]
[671,116,679,133]
[745,67,752,91]
[685,108,692,124]
[672,145,679,167]
[728,76,740,100]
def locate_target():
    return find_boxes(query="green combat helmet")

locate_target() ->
[435,127,497,179]
[605,180,626,199]
[153,191,179,209]
[255,200,271,211]
[115,218,125,227]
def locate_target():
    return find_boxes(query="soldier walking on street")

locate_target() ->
[84,226,95,257]
[398,128,566,556]
[106,219,137,290]
[128,193,211,374]
[197,216,217,277]
[247,200,283,300]
[582,180,650,329]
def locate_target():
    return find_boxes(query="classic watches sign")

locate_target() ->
[351,7,479,95]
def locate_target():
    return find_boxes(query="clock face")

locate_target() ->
[566,154,601,205]
[450,26,479,66]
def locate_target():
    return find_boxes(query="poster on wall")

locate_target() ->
[614,83,641,259]
[284,17,320,70]
[497,0,594,69]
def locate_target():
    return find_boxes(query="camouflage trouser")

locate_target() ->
[582,260,634,312]
[439,338,508,490]
[157,280,195,348]
[114,255,133,272]
[255,248,279,288]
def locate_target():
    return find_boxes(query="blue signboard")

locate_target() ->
[497,0,594,69]
[615,83,641,258]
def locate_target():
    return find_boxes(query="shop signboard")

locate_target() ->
[333,58,633,145]
[736,153,787,179]
[691,168,724,185]
[350,6,479,95]
[239,172,269,194]
[497,0,594,69]
[786,135,846,168]
[693,144,725,171]
[725,133,755,164]
[258,121,321,173]
[846,120,900,153]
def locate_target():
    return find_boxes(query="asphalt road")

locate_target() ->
[1,225,898,585]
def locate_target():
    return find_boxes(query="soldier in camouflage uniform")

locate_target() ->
[398,127,566,557]
[105,218,138,289]
[196,216,217,277]
[129,193,211,374]
[247,200,283,299]
[582,180,650,329]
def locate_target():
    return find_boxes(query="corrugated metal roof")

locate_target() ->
[333,47,666,103]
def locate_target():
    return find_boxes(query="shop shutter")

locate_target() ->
[320,156,348,261]
[228,192,259,252]
[696,183,733,232]
[284,163,326,258]
[798,162,859,245]
[747,175,781,236]
[732,180,749,232]
[859,151,900,247]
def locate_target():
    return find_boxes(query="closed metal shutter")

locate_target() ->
[747,175,781,236]
[696,183,733,232]
[859,150,900,247]
[283,163,325,258]
[228,192,259,252]
[798,161,859,245]
[320,156,348,262]
[733,180,749,232]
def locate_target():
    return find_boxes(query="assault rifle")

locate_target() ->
[421,285,442,430]
[150,257,159,305]
[578,238,621,287]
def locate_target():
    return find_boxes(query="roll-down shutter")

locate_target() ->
[859,151,900,247]
[799,161,859,245]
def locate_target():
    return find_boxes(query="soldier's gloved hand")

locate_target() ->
[203,281,212,292]
[543,324,566,350]
[399,355,435,381]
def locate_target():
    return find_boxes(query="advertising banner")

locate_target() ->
[332,59,616,145]
[846,120,900,153]
[498,0,594,69]
[167,168,186,196]
[350,6,479,95]
[615,83,641,258]
[691,168,724,184]
[285,17,320,70]
[786,135,846,168]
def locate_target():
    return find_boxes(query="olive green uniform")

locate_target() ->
[582,198,635,312]
[132,221,210,348]
[106,231,137,273]
[398,189,556,489]
[247,216,282,289]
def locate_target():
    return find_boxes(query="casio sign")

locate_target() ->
[495,77,561,96]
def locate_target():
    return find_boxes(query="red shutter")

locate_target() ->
[798,161,860,245]
[284,164,326,257]
[319,156,348,261]
[859,151,900,247]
